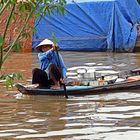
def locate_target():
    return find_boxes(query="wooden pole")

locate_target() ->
[55,46,68,99]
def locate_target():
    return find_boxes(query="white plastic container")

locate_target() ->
[89,81,99,86]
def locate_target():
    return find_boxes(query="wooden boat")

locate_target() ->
[15,78,140,96]
[15,68,140,96]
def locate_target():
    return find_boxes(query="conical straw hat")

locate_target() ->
[35,39,54,51]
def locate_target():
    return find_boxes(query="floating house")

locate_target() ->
[33,0,140,52]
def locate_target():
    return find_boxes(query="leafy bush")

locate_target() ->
[0,73,23,89]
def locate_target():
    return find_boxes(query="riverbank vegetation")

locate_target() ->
[0,0,66,88]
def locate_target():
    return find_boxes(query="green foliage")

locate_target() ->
[0,0,66,89]
[13,42,22,52]
[0,34,4,47]
[52,32,57,46]
[0,0,66,70]
[29,26,36,34]
[0,73,23,89]
[5,76,14,89]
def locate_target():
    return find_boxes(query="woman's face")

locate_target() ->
[41,45,52,52]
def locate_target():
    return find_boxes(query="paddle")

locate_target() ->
[52,34,68,99]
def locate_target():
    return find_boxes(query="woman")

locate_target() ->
[32,39,67,89]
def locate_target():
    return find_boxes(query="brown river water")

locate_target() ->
[0,51,140,139]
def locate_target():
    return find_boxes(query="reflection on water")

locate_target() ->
[0,52,140,139]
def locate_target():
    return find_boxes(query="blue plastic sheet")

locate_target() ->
[32,0,140,52]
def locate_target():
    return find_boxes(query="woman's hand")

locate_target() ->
[60,77,67,84]
[52,45,56,51]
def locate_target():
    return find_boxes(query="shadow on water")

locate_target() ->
[0,52,140,139]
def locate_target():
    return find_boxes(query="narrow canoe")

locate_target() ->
[15,79,140,96]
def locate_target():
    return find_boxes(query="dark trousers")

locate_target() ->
[32,64,61,88]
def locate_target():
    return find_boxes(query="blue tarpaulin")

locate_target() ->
[32,0,140,52]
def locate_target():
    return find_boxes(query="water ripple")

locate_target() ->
[15,127,140,139]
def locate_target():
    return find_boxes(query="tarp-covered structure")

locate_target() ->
[32,0,140,52]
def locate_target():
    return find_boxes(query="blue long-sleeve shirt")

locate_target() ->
[38,49,67,78]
